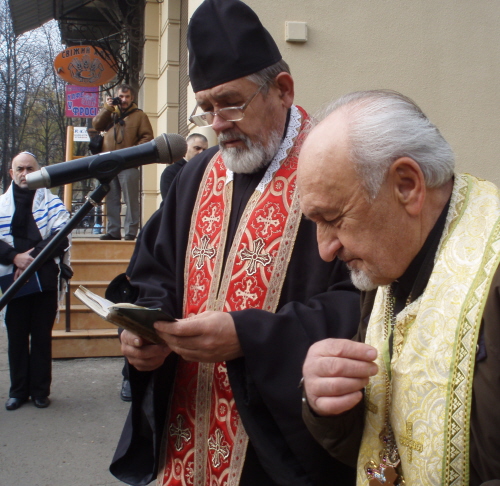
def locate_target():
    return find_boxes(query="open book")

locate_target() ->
[74,286,175,344]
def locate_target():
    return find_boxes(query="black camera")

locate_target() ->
[111,97,121,106]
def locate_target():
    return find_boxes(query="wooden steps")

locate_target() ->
[52,238,135,358]
[70,259,132,280]
[51,329,122,358]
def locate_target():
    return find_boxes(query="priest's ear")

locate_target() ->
[273,73,294,109]
[390,157,426,216]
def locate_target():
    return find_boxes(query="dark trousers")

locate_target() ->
[5,290,58,399]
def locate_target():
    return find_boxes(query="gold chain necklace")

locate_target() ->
[364,286,405,486]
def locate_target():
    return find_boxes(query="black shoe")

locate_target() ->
[5,397,27,411]
[100,233,121,240]
[33,397,50,408]
[120,379,132,402]
[124,235,136,241]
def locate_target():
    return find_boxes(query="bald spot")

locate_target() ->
[298,110,358,221]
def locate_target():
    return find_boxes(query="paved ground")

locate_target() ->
[0,326,134,486]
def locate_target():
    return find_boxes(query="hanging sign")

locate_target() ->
[73,127,91,142]
[65,85,99,118]
[54,45,117,87]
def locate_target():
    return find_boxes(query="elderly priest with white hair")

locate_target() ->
[299,90,500,485]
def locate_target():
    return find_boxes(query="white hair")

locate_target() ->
[316,90,455,199]
[245,59,291,95]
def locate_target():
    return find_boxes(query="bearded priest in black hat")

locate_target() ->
[110,1,360,485]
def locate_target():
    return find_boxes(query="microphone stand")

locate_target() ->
[0,182,111,312]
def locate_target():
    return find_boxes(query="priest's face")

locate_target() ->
[298,111,419,291]
[10,153,39,189]
[194,76,293,173]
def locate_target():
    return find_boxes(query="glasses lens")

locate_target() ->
[190,106,246,127]
[219,107,244,122]
[190,113,213,127]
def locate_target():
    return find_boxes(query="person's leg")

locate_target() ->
[119,168,140,239]
[29,291,58,400]
[120,358,132,401]
[122,357,130,380]
[104,176,122,239]
[5,295,32,399]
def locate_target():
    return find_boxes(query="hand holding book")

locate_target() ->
[74,286,175,344]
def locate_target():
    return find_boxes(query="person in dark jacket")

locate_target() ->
[159,133,208,200]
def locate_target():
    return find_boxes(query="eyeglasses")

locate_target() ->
[189,83,266,127]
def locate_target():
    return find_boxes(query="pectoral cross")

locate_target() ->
[365,461,398,486]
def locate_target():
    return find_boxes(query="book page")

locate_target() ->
[74,286,172,344]
[74,286,113,318]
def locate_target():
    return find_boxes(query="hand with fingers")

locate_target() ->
[302,338,378,416]
[12,248,35,280]
[120,329,172,371]
[13,248,34,268]
[154,311,243,363]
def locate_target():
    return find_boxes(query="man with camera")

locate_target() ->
[92,84,154,241]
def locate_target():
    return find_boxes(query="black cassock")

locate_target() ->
[110,146,361,486]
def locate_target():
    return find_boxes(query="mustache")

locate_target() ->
[336,249,355,264]
[218,130,251,148]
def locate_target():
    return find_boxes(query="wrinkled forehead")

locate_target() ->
[299,113,348,176]
[11,154,39,171]
[298,113,356,206]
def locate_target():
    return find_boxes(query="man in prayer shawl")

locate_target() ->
[110,1,360,485]
[0,152,71,411]
[299,90,500,485]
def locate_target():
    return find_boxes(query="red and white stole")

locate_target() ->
[158,106,308,486]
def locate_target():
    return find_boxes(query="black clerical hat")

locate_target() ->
[188,0,282,92]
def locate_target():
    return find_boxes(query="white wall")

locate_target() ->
[243,0,500,185]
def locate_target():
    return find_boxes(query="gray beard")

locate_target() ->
[219,129,282,174]
[349,268,379,291]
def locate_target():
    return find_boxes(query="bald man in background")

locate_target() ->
[0,152,71,411]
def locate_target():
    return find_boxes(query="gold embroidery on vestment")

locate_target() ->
[399,421,423,463]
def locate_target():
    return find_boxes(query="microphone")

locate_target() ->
[26,133,187,189]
